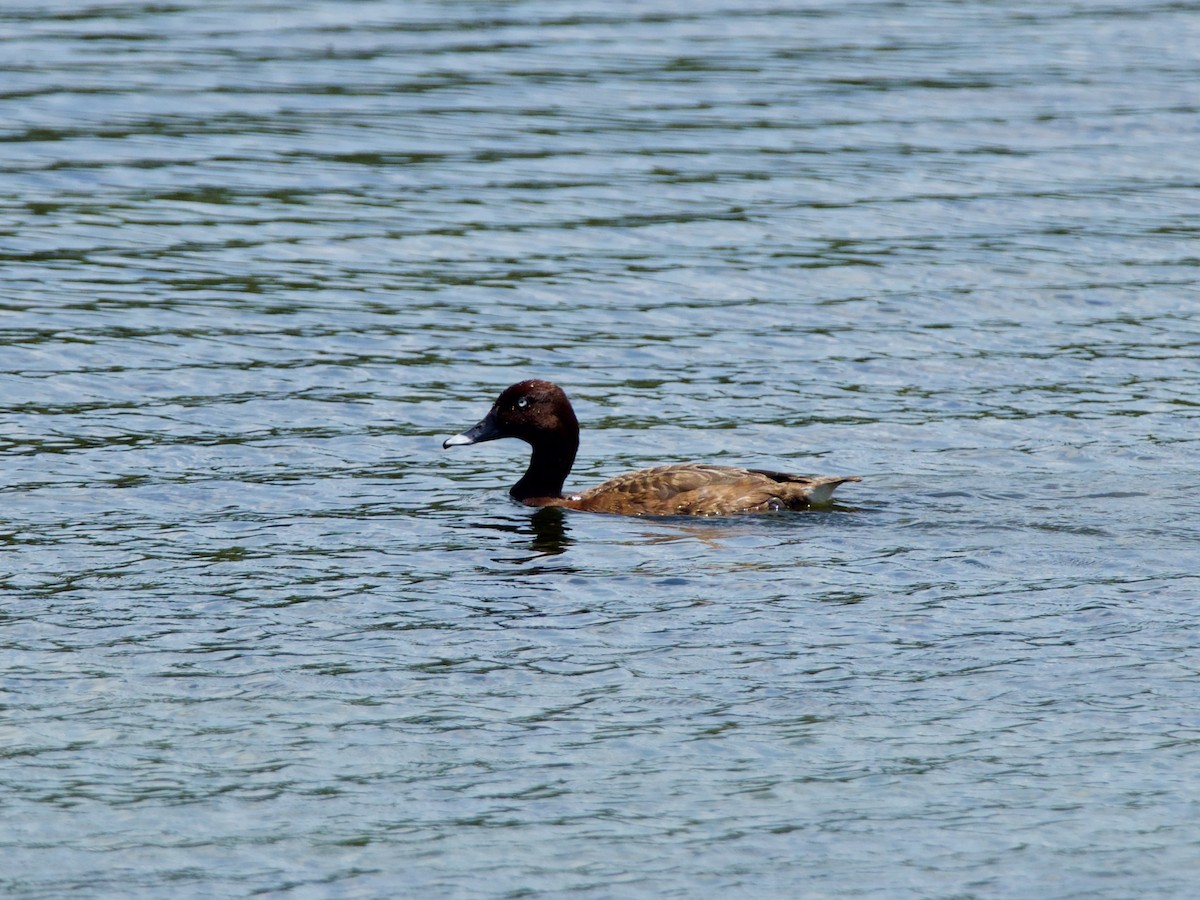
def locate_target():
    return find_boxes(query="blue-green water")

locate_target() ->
[3,1,1199,896]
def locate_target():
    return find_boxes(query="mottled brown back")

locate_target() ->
[557,464,860,516]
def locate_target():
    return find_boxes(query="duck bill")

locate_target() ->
[443,410,502,448]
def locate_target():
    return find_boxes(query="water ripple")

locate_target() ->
[3,0,1200,896]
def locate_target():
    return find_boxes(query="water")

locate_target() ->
[2,0,1199,896]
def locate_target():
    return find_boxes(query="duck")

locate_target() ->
[443,380,860,517]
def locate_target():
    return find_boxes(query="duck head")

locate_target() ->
[443,380,580,501]
[443,380,579,448]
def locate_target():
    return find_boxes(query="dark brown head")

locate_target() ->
[443,380,581,502]
[443,380,579,449]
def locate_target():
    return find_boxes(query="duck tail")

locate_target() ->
[802,475,861,505]
[756,473,861,507]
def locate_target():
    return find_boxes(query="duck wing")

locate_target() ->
[569,464,859,516]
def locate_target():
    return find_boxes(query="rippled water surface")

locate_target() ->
[3,1,1199,896]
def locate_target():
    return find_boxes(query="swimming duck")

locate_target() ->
[443,380,860,516]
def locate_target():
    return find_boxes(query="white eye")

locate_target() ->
[517,397,529,409]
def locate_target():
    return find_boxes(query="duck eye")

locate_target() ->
[516,397,529,409]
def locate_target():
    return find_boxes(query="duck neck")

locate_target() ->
[511,436,578,503]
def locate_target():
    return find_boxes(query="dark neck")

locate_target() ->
[511,436,578,502]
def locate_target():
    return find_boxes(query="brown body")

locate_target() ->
[443,380,860,517]
[551,465,857,515]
